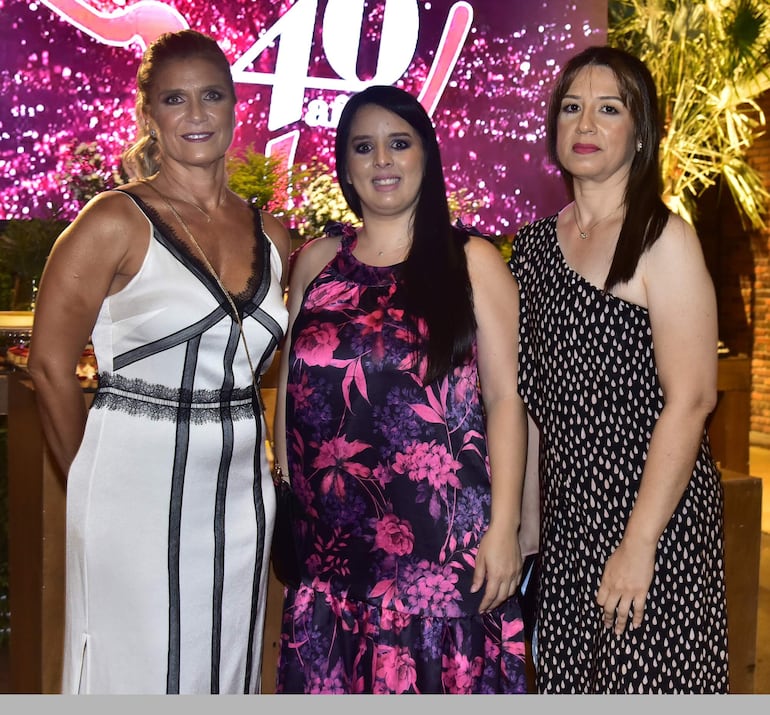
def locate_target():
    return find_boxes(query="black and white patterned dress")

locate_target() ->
[61,191,288,693]
[509,214,729,693]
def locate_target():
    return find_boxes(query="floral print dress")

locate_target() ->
[275,227,526,694]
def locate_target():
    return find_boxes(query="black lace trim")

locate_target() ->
[92,373,257,424]
[115,190,265,311]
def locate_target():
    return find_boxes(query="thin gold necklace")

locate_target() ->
[141,179,224,223]
[142,179,257,377]
[142,179,283,477]
[573,203,622,240]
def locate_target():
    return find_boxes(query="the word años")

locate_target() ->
[303,95,350,129]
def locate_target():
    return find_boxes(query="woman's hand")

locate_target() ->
[595,538,656,635]
[472,523,523,613]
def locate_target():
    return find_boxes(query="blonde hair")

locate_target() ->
[121,29,235,179]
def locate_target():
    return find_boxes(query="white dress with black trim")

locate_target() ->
[61,191,287,694]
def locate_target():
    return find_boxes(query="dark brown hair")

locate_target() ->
[335,85,475,384]
[546,45,669,289]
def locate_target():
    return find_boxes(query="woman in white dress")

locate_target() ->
[28,29,290,694]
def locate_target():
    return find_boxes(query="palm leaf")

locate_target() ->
[609,0,770,230]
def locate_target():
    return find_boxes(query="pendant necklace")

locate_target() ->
[364,234,409,257]
[142,179,255,361]
[179,199,213,223]
[573,203,622,240]
[376,244,408,258]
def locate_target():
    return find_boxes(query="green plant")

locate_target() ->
[227,147,286,212]
[285,160,361,238]
[59,141,125,215]
[0,216,67,310]
[495,234,515,264]
[609,0,770,229]
[447,187,483,226]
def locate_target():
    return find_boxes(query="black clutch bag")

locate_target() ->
[270,472,302,589]
[516,553,539,642]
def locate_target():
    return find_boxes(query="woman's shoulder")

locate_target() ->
[83,185,140,209]
[64,187,149,236]
[464,234,518,293]
[42,188,150,281]
[463,232,505,264]
[293,233,343,262]
[258,208,291,247]
[642,210,705,273]
[289,234,343,284]
[656,210,696,242]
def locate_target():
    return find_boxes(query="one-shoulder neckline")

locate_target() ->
[545,213,649,315]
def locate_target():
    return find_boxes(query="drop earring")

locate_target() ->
[636,140,643,152]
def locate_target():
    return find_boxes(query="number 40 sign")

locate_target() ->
[231,0,474,167]
[38,0,473,171]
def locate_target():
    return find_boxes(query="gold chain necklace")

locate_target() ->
[573,203,622,240]
[180,199,213,223]
[142,179,258,384]
[142,180,283,476]
[141,179,224,223]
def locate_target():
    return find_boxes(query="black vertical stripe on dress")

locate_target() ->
[166,336,200,693]
[242,335,278,693]
[244,383,267,694]
[210,318,241,693]
[241,230,282,693]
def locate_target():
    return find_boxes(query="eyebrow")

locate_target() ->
[350,131,414,141]
[563,93,623,101]
[159,83,228,94]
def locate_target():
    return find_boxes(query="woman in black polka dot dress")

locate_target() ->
[509,46,729,693]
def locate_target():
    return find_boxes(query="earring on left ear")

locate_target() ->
[636,140,643,152]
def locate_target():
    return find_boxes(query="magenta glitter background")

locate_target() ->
[0,0,607,234]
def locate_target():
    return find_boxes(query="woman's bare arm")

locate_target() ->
[27,192,146,479]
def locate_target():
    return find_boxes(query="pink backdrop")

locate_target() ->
[0,0,607,232]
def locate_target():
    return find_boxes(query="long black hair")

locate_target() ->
[546,45,669,290]
[335,85,475,384]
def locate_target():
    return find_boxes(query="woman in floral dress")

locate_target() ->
[272,85,530,694]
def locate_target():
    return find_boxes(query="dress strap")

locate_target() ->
[323,221,358,258]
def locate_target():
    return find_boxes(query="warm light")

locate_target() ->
[0,312,34,329]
